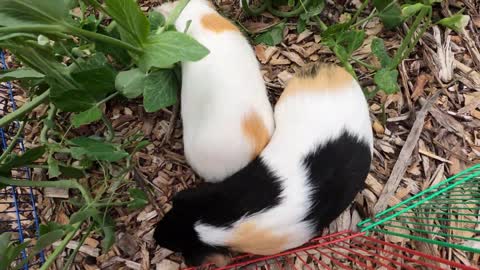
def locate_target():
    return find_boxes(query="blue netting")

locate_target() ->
[0,50,45,269]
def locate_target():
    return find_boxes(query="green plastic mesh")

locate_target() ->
[358,164,480,253]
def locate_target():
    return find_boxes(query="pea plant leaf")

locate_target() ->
[0,232,12,266]
[70,207,100,224]
[303,0,325,18]
[143,70,178,113]
[50,83,97,112]
[297,17,307,33]
[72,106,102,128]
[401,3,428,20]
[322,28,365,64]
[58,165,85,178]
[321,23,349,39]
[148,10,165,32]
[0,68,44,82]
[47,155,61,178]
[40,221,73,235]
[96,26,132,66]
[91,212,115,251]
[69,207,115,251]
[254,23,285,46]
[437,13,470,33]
[115,68,146,99]
[337,30,366,55]
[0,232,30,270]
[32,229,65,254]
[1,146,46,169]
[128,188,148,210]
[371,38,392,68]
[373,0,403,29]
[51,54,117,112]
[70,137,129,162]
[139,31,210,71]
[70,53,117,100]
[104,0,150,46]
[0,0,68,26]
[374,68,399,94]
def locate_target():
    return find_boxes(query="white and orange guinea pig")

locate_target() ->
[154,63,374,267]
[155,0,274,183]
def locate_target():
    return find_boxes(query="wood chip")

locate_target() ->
[53,240,100,257]
[117,233,139,257]
[269,54,290,65]
[411,74,431,101]
[418,148,453,164]
[44,187,69,199]
[296,30,313,43]
[429,106,465,138]
[372,120,385,135]
[156,259,180,270]
[374,92,440,213]
[280,51,305,66]
[85,237,100,248]
[277,70,293,85]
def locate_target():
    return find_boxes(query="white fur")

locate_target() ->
[195,74,373,252]
[155,0,274,183]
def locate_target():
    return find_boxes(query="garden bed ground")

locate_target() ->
[4,0,480,269]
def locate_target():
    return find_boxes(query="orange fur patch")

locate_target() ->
[242,110,271,158]
[227,222,288,255]
[201,13,239,33]
[278,63,354,104]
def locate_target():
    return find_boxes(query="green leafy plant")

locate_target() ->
[243,0,467,96]
[0,0,209,269]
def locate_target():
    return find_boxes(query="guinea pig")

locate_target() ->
[155,0,274,183]
[154,63,373,266]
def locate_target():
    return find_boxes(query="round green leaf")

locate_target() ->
[139,31,210,71]
[115,68,146,99]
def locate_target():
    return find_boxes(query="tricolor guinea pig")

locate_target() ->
[154,63,373,266]
[155,0,274,183]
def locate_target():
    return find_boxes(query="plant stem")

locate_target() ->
[313,16,328,31]
[39,222,83,270]
[101,113,114,142]
[82,0,109,16]
[40,104,57,144]
[350,0,369,26]
[93,201,130,207]
[160,0,191,33]
[0,89,50,128]
[0,121,26,163]
[0,24,136,53]
[352,57,378,70]
[352,0,400,28]
[0,177,93,204]
[390,7,429,68]
[268,0,313,18]
[352,9,376,27]
[63,223,94,270]
[65,25,142,53]
[0,25,64,35]
[96,92,119,106]
[241,0,268,16]
[96,92,120,142]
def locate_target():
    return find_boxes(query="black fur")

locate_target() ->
[154,158,283,266]
[154,132,371,267]
[302,131,371,230]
